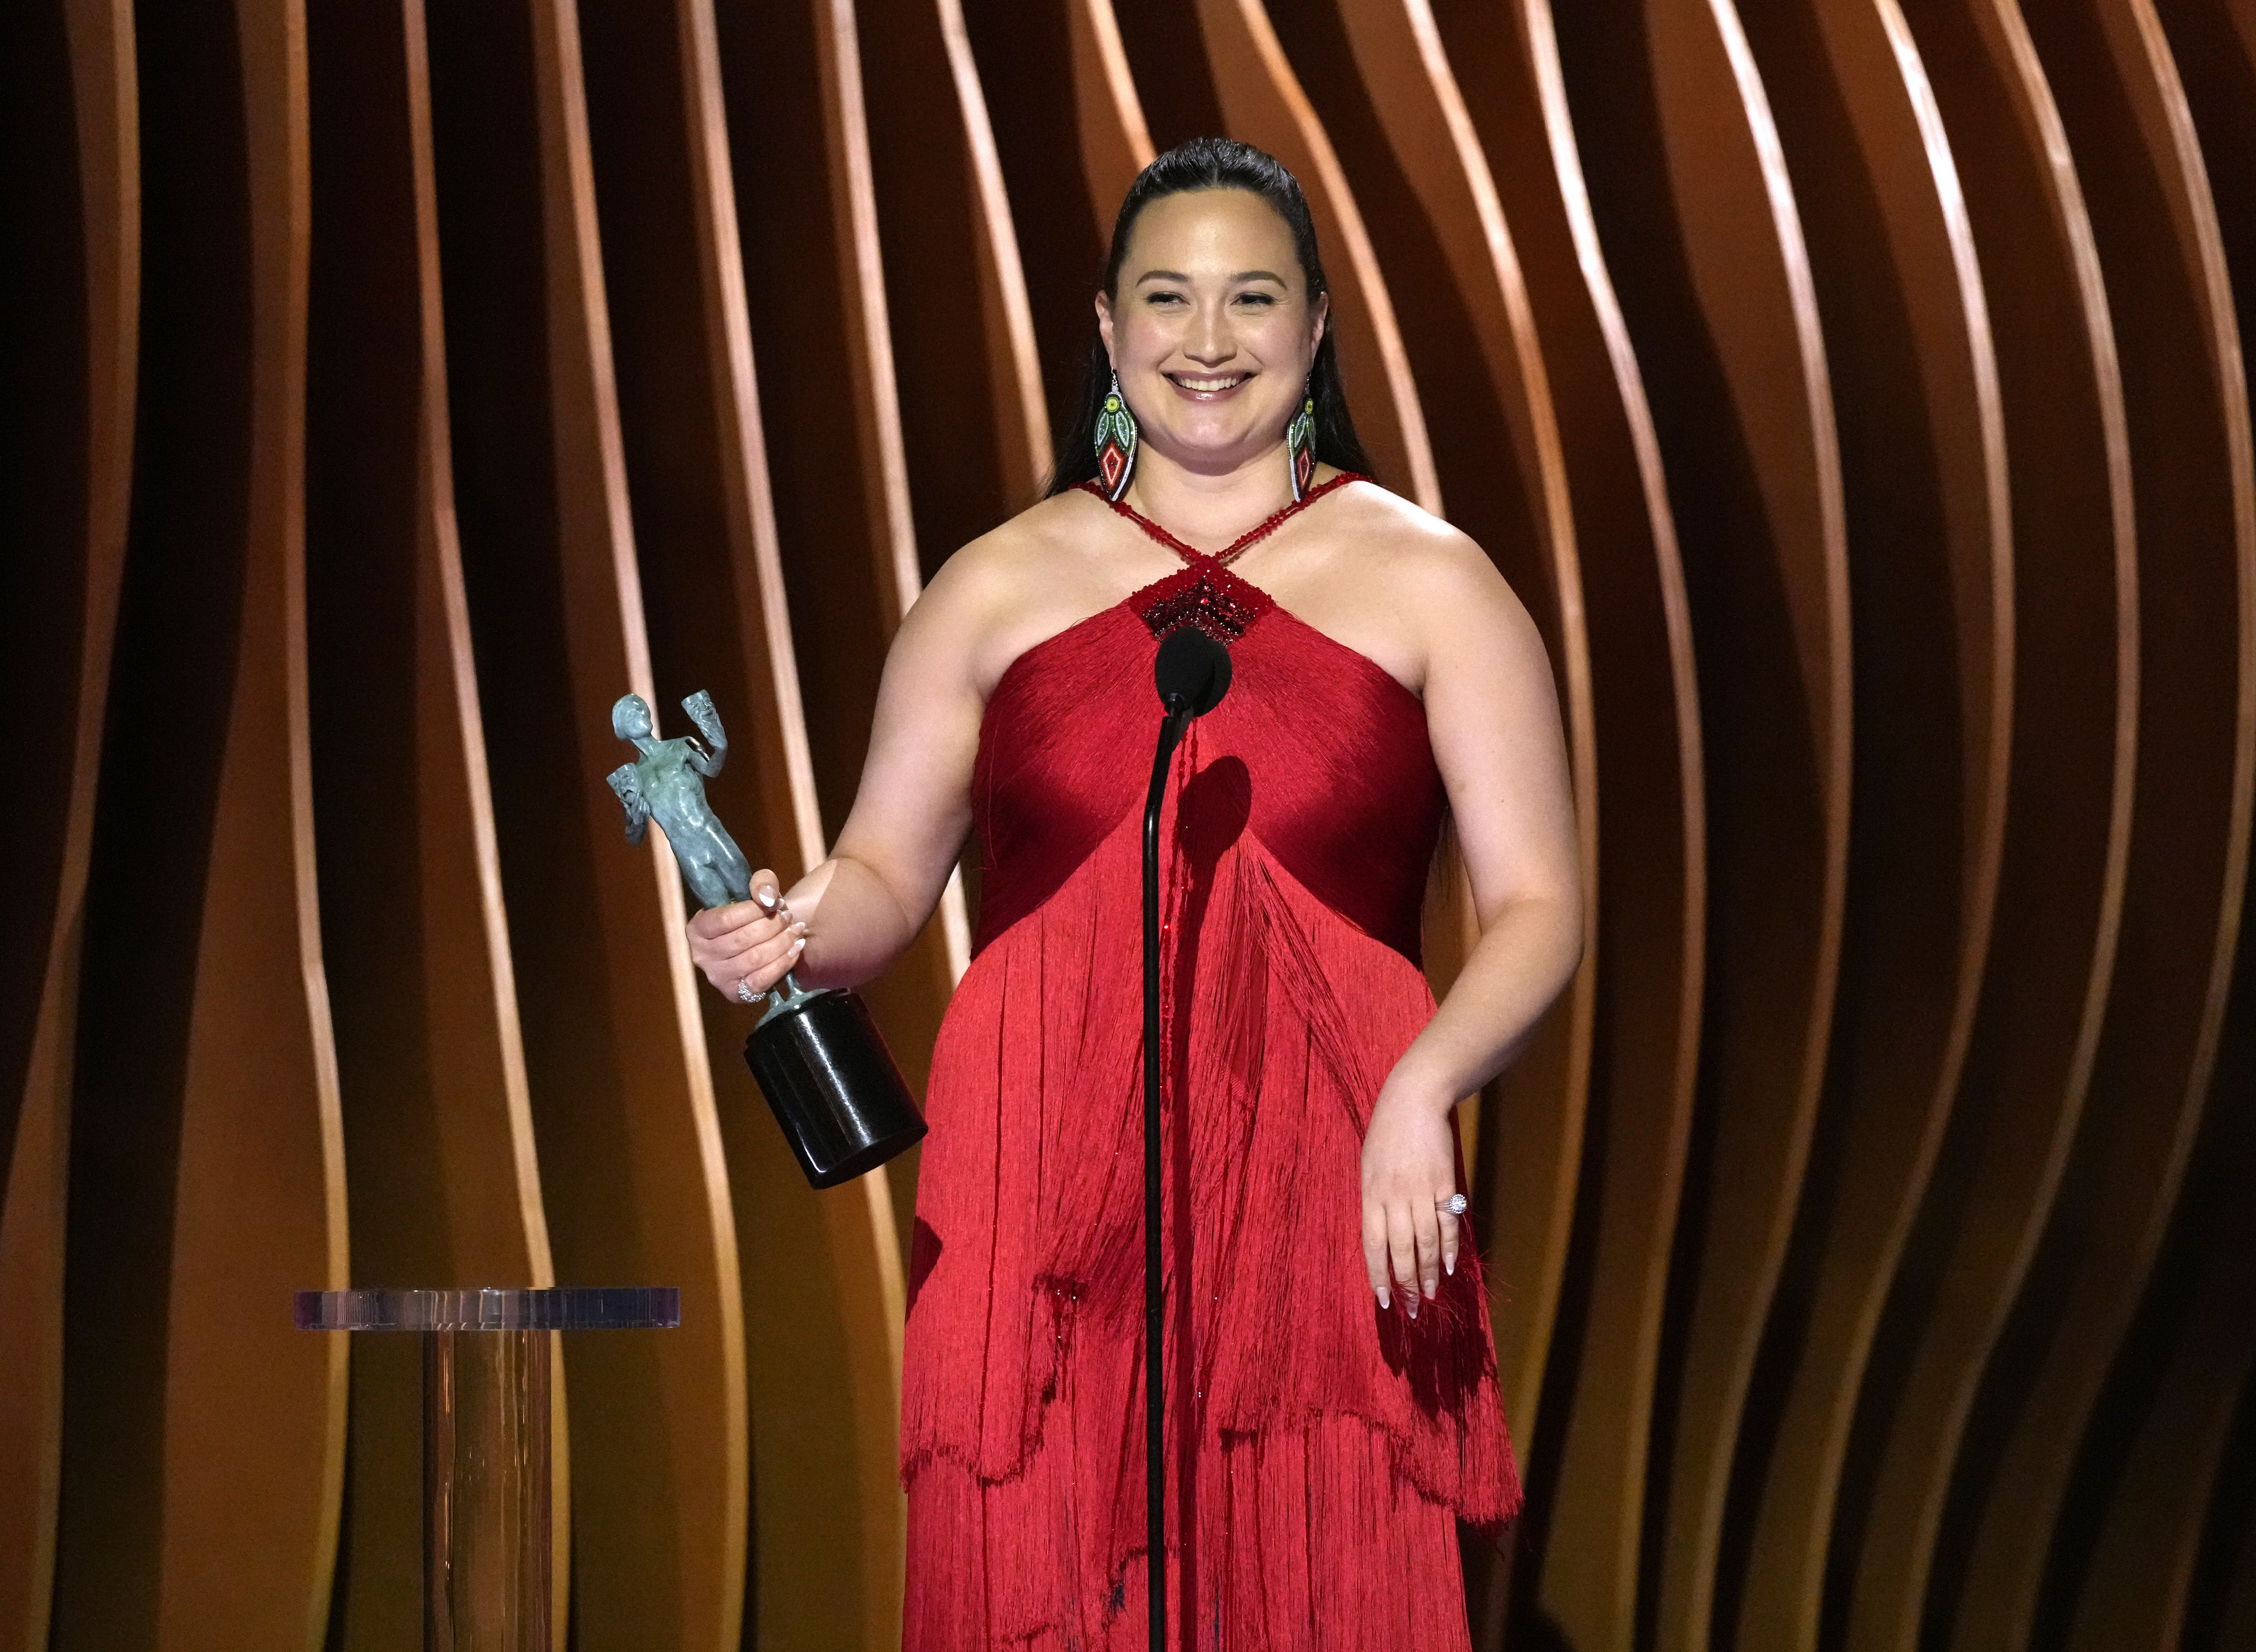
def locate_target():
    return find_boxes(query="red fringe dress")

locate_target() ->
[901,479,1520,1649]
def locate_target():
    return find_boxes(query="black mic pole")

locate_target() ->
[1141,626,1230,1652]
[1143,692,1190,1652]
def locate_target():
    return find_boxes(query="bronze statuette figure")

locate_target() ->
[607,690,926,1188]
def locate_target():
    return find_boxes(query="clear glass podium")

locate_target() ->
[296,1287,679,1650]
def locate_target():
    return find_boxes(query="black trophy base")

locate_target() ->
[744,988,927,1188]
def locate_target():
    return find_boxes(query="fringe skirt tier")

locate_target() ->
[900,765,1519,1650]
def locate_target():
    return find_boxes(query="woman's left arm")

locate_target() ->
[1359,533,1584,1317]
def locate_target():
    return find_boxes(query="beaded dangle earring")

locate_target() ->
[1096,370,1139,501]
[1286,381,1317,500]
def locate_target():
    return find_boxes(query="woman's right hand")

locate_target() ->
[686,868,807,1003]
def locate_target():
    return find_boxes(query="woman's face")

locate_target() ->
[1097,188,1328,477]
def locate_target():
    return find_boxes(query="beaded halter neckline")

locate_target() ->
[1078,470,1365,568]
[1076,472,1366,644]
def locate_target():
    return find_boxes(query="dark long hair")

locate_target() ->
[1046,137,1374,495]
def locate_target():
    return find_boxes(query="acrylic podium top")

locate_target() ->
[294,1287,680,1332]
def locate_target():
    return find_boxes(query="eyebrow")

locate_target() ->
[1134,268,1289,286]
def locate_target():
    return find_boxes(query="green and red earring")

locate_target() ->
[1096,370,1138,501]
[1286,382,1317,500]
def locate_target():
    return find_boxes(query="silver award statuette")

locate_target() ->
[607,690,926,1188]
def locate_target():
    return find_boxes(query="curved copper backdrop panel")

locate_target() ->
[1942,2,2254,1647]
[1553,3,1857,1647]
[1072,0,1158,206]
[962,0,1118,433]
[424,3,751,1648]
[1836,4,2140,1650]
[2135,3,2256,1646]
[1724,4,2013,1649]
[305,2,562,1641]
[46,3,353,1647]
[2062,937,2256,1650]
[1436,2,1708,1646]
[152,0,355,1627]
[0,3,137,1645]
[8,0,2256,1646]
[50,6,282,1637]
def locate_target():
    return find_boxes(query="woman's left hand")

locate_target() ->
[1359,1078,1462,1317]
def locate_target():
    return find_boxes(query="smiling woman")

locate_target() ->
[1055,139,1372,509]
[685,136,1583,1650]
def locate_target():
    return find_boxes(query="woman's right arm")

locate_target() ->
[684,542,997,1000]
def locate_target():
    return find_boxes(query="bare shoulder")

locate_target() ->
[903,492,1080,618]
[894,489,1126,692]
[1324,480,1542,655]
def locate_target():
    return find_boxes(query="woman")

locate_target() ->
[689,138,1581,1649]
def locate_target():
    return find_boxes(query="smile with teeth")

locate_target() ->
[1168,371,1251,395]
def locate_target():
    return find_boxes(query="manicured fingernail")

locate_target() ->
[1445,1254,1456,1277]
[1378,1287,1390,1310]
[756,887,777,910]
[1406,1296,1418,1320]
[791,921,807,934]
[791,936,807,950]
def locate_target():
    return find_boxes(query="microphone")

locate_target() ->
[1141,623,1230,1652]
[1154,624,1231,719]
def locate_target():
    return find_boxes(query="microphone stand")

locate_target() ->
[1139,622,1229,1650]
[1142,689,1195,1652]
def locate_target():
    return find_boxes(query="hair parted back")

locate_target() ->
[1046,136,1374,495]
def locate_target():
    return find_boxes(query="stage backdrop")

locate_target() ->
[4,0,2253,1648]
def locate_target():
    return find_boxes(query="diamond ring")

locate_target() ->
[1439,1194,1468,1217]
[735,976,758,1005]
